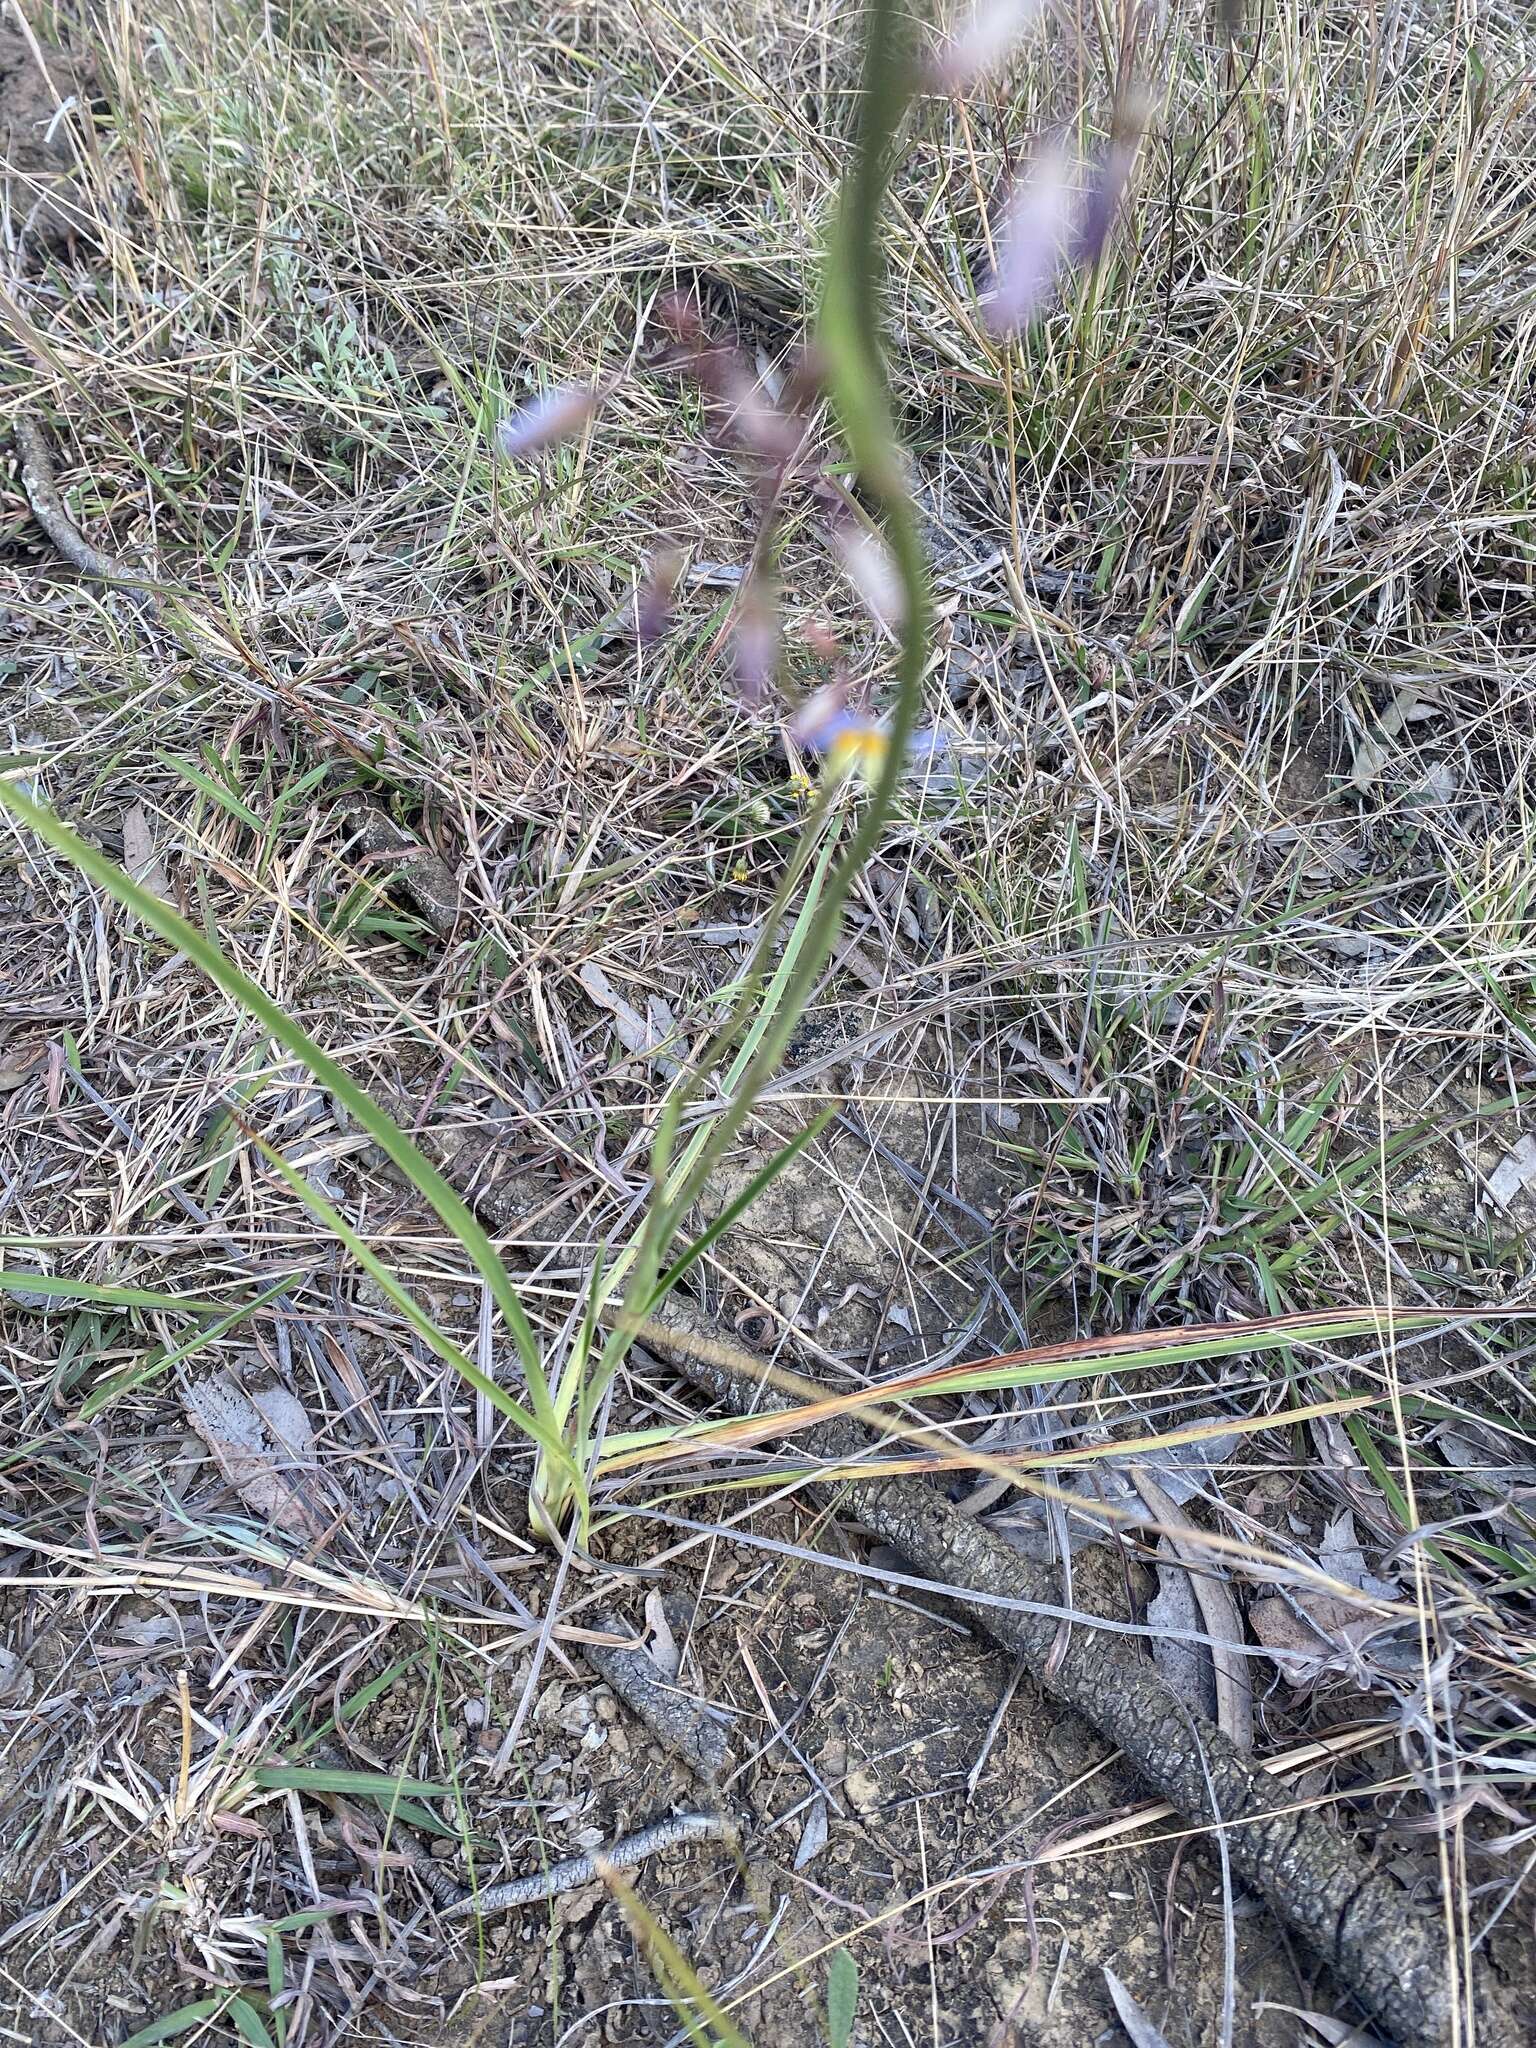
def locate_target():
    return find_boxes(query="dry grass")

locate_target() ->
[2,0,1535,2042]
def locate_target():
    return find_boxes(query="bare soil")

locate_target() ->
[0,24,96,250]
[2,1541,1338,2048]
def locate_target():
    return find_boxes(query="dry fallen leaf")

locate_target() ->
[1257,2004,1390,2047]
[1486,1133,1536,1212]
[184,1371,328,1541]
[643,1587,680,1679]
[1318,1509,1398,1601]
[1249,1590,1417,1688]
[578,961,687,1079]
[991,1413,1239,1558]
[1103,1966,1176,2048]
[1147,1545,1217,1723]
[0,1032,48,1093]
[794,1794,830,1870]
[121,801,171,900]
[1348,680,1444,791]
[0,1642,33,1705]
[1134,1472,1252,1749]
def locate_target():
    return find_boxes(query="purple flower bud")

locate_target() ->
[930,0,1043,92]
[985,144,1072,337]
[495,383,604,461]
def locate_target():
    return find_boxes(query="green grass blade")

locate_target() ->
[251,1765,452,1799]
[645,1108,837,1311]
[79,1278,293,1422]
[227,1996,275,2048]
[827,1948,859,2048]
[121,1999,228,2048]
[0,1274,239,1316]
[245,1124,577,1475]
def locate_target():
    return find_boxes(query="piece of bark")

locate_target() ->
[344,802,461,940]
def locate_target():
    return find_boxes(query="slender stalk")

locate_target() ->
[535,0,933,1528]
[643,0,931,1234]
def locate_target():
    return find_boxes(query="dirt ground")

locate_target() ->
[0,1537,1350,2048]
[5,1033,1516,2048]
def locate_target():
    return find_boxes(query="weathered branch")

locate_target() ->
[13,414,150,590]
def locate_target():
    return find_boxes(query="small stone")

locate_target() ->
[843,1766,881,1815]
[559,1693,596,1738]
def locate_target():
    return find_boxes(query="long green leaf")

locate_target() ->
[79,1278,292,1422]
[251,1765,452,1800]
[121,1999,227,2048]
[246,1124,576,1475]
[597,1307,1453,1471]
[0,1273,236,1316]
[227,1996,275,2048]
[827,1948,859,2048]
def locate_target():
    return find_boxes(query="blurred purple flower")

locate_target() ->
[930,0,1043,92]
[1072,104,1147,269]
[706,350,801,463]
[984,143,1072,336]
[906,726,952,772]
[830,523,905,634]
[790,681,884,779]
[790,682,943,787]
[789,679,855,750]
[655,290,706,350]
[495,382,606,461]
[636,548,682,645]
[732,572,779,706]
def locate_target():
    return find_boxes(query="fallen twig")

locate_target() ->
[582,1607,728,1785]
[440,1810,729,1920]
[325,1602,734,1922]
[13,413,152,591]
